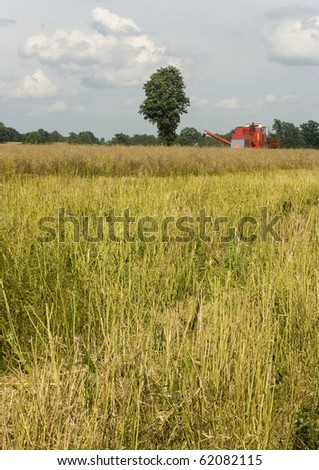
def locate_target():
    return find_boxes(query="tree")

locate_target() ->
[130,134,159,146]
[272,119,305,148]
[48,130,65,143]
[24,129,50,144]
[139,66,190,146]
[68,132,78,144]
[24,131,43,144]
[37,128,50,143]
[6,127,24,142]
[300,120,319,148]
[176,127,202,146]
[77,131,99,145]
[0,122,8,143]
[110,133,131,145]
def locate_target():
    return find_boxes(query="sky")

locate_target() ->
[0,0,319,139]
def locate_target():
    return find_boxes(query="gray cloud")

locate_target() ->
[265,5,319,20]
[0,74,18,83]
[264,10,319,66]
[0,17,16,27]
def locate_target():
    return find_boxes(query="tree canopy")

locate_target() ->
[0,122,8,143]
[300,120,319,148]
[139,66,190,146]
[272,119,305,148]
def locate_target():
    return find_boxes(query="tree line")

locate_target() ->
[0,119,318,148]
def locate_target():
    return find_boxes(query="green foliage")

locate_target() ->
[68,132,78,144]
[48,130,65,143]
[24,131,39,144]
[300,120,319,148]
[67,131,99,145]
[293,404,319,449]
[6,127,24,142]
[176,127,202,146]
[139,66,190,146]
[110,133,131,145]
[272,119,305,148]
[1,118,319,149]
[0,122,9,143]
[130,134,159,146]
[109,133,159,146]
[177,127,234,147]
[24,129,49,144]
[77,131,99,145]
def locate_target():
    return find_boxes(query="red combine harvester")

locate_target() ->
[203,123,280,149]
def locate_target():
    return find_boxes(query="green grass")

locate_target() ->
[1,145,319,449]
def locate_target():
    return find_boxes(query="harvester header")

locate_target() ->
[203,123,280,149]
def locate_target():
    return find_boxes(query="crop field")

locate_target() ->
[1,144,319,450]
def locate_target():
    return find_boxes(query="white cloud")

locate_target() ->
[48,100,66,112]
[191,97,209,108]
[129,35,165,64]
[91,7,140,33]
[15,69,58,98]
[264,94,297,104]
[80,68,143,88]
[74,104,86,113]
[215,94,298,114]
[124,98,139,107]
[216,97,241,109]
[264,94,277,103]
[21,29,118,67]
[20,8,179,88]
[264,15,319,65]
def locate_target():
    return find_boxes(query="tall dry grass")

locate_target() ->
[1,143,319,177]
[1,145,319,449]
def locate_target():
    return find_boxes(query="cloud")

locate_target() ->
[20,8,180,88]
[215,94,298,113]
[91,7,140,34]
[128,34,166,64]
[264,94,297,104]
[0,17,16,27]
[216,97,241,109]
[124,98,139,107]
[0,74,17,84]
[80,70,142,88]
[47,100,66,112]
[191,97,209,108]
[264,11,319,65]
[264,94,278,104]
[74,104,86,113]
[21,29,118,67]
[15,69,58,98]
[244,94,298,113]
[265,5,319,21]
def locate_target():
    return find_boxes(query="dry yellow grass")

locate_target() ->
[1,143,318,177]
[1,145,319,449]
